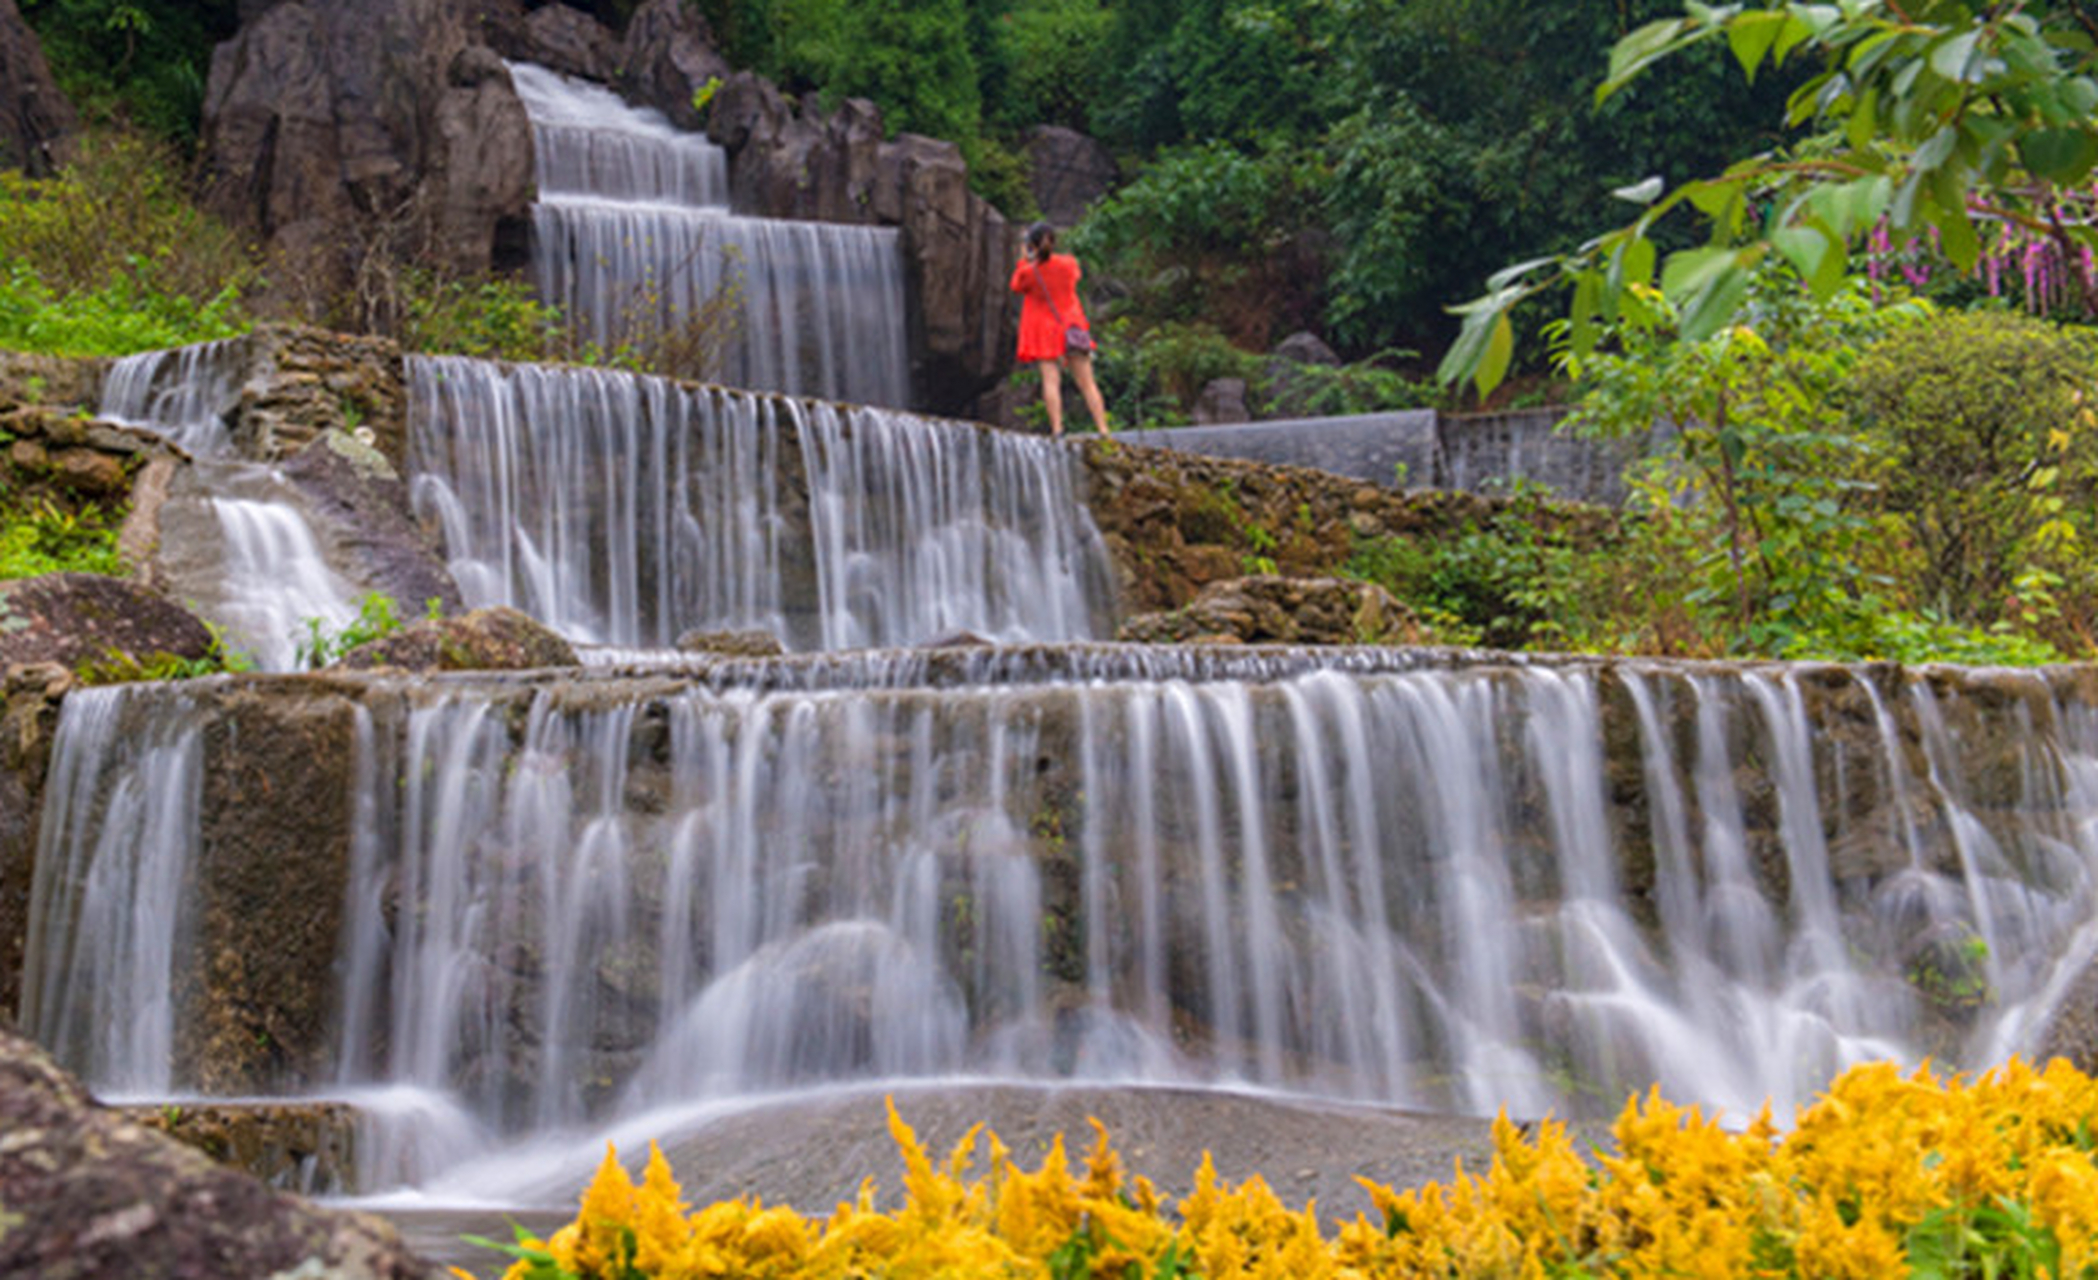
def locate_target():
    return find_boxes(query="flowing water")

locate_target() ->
[24,653,2098,1200]
[96,348,367,672]
[408,355,1114,650]
[512,62,910,408]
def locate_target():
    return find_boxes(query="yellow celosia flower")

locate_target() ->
[461,1061,2098,1280]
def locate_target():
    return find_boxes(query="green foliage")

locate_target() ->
[1444,0,2098,397]
[773,0,984,141]
[1842,308,2098,644]
[1344,510,1594,652]
[1565,270,1923,657]
[0,497,124,580]
[989,0,1115,132]
[74,630,255,685]
[0,129,255,355]
[21,0,240,145]
[397,270,568,365]
[294,593,415,671]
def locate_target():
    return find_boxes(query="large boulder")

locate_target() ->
[0,0,76,176]
[197,0,534,316]
[334,604,577,671]
[1024,125,1116,228]
[0,573,216,671]
[0,1025,440,1279]
[616,0,731,130]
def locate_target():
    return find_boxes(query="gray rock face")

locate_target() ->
[0,0,76,176]
[0,1025,441,1279]
[198,0,534,313]
[1024,125,1117,228]
[616,0,731,130]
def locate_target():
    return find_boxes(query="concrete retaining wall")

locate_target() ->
[1122,407,1661,506]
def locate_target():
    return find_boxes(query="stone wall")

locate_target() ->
[1122,407,1666,506]
[1075,436,1618,618]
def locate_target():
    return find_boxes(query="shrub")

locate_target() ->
[0,496,124,579]
[1842,309,2098,648]
[293,592,426,670]
[0,128,256,355]
[465,1057,2098,1280]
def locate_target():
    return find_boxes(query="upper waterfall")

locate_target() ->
[407,354,1116,651]
[511,62,911,409]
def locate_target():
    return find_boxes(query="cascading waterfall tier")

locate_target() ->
[98,338,246,456]
[408,354,1115,650]
[26,651,2098,1191]
[512,62,910,408]
[97,344,367,672]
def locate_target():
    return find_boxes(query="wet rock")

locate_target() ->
[127,1099,361,1197]
[0,1025,440,1278]
[282,429,464,617]
[335,605,578,671]
[0,573,216,671]
[198,0,533,313]
[675,627,786,658]
[1117,575,1417,646]
[0,660,69,1021]
[0,0,76,176]
[1024,125,1117,228]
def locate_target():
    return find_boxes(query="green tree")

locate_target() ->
[1443,0,2098,397]
[21,0,241,144]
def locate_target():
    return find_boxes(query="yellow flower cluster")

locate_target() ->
[469,1057,2098,1279]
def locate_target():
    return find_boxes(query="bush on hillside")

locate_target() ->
[0,128,256,355]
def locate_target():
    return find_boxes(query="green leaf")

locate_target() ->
[1933,197,1979,272]
[1487,255,1558,290]
[1929,29,1983,83]
[1660,245,1733,299]
[1845,85,1878,150]
[1478,311,1515,398]
[1676,248,1760,342]
[1727,10,1788,80]
[1771,225,1832,283]
[1602,16,1701,100]
[2021,127,2098,185]
[1612,175,1665,205]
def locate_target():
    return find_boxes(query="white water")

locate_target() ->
[28,656,2098,1192]
[512,62,910,407]
[149,461,365,672]
[408,355,1114,650]
[97,337,245,455]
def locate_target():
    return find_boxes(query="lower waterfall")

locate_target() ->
[23,650,2098,1195]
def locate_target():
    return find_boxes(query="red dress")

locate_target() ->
[1011,253,1090,362]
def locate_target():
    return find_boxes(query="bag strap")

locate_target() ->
[1029,261,1073,329]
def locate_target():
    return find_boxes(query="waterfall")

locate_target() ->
[97,337,245,456]
[28,654,2098,1190]
[512,62,910,408]
[97,344,367,671]
[407,355,1114,650]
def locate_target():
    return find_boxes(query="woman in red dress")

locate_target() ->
[1011,222,1111,439]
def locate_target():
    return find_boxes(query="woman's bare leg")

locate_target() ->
[1067,352,1111,436]
[1036,358,1066,438]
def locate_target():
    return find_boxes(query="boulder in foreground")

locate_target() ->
[0,1024,439,1279]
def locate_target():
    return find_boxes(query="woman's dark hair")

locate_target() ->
[1025,221,1057,260]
